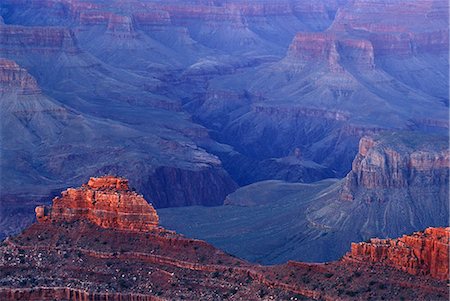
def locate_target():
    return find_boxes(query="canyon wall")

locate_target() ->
[340,134,449,202]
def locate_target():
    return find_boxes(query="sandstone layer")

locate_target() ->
[349,227,449,280]
[35,176,159,232]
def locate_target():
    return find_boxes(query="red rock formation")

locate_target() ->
[349,227,450,280]
[288,32,335,61]
[0,59,40,94]
[36,176,159,231]
[86,176,130,190]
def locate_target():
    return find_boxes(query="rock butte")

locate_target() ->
[35,176,159,232]
[340,135,450,201]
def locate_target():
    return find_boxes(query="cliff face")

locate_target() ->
[287,33,375,71]
[340,135,449,201]
[35,176,159,231]
[0,25,79,54]
[0,59,40,94]
[0,177,447,300]
[142,166,238,207]
[331,0,449,56]
[349,227,450,280]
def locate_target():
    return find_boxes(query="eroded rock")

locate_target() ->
[36,176,159,231]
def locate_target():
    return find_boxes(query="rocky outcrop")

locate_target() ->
[288,32,377,71]
[0,59,40,94]
[341,134,449,200]
[35,176,159,231]
[288,33,334,60]
[349,227,450,280]
[331,0,449,56]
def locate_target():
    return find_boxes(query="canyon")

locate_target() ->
[0,1,448,295]
[0,177,448,300]
[161,131,449,263]
[1,0,447,206]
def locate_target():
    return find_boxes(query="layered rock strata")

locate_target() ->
[340,135,450,201]
[35,176,159,231]
[349,227,449,280]
[0,59,40,94]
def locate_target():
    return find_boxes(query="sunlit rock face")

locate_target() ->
[35,176,159,231]
[349,227,450,280]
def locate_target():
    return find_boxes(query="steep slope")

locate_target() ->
[160,132,449,263]
[0,177,447,300]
